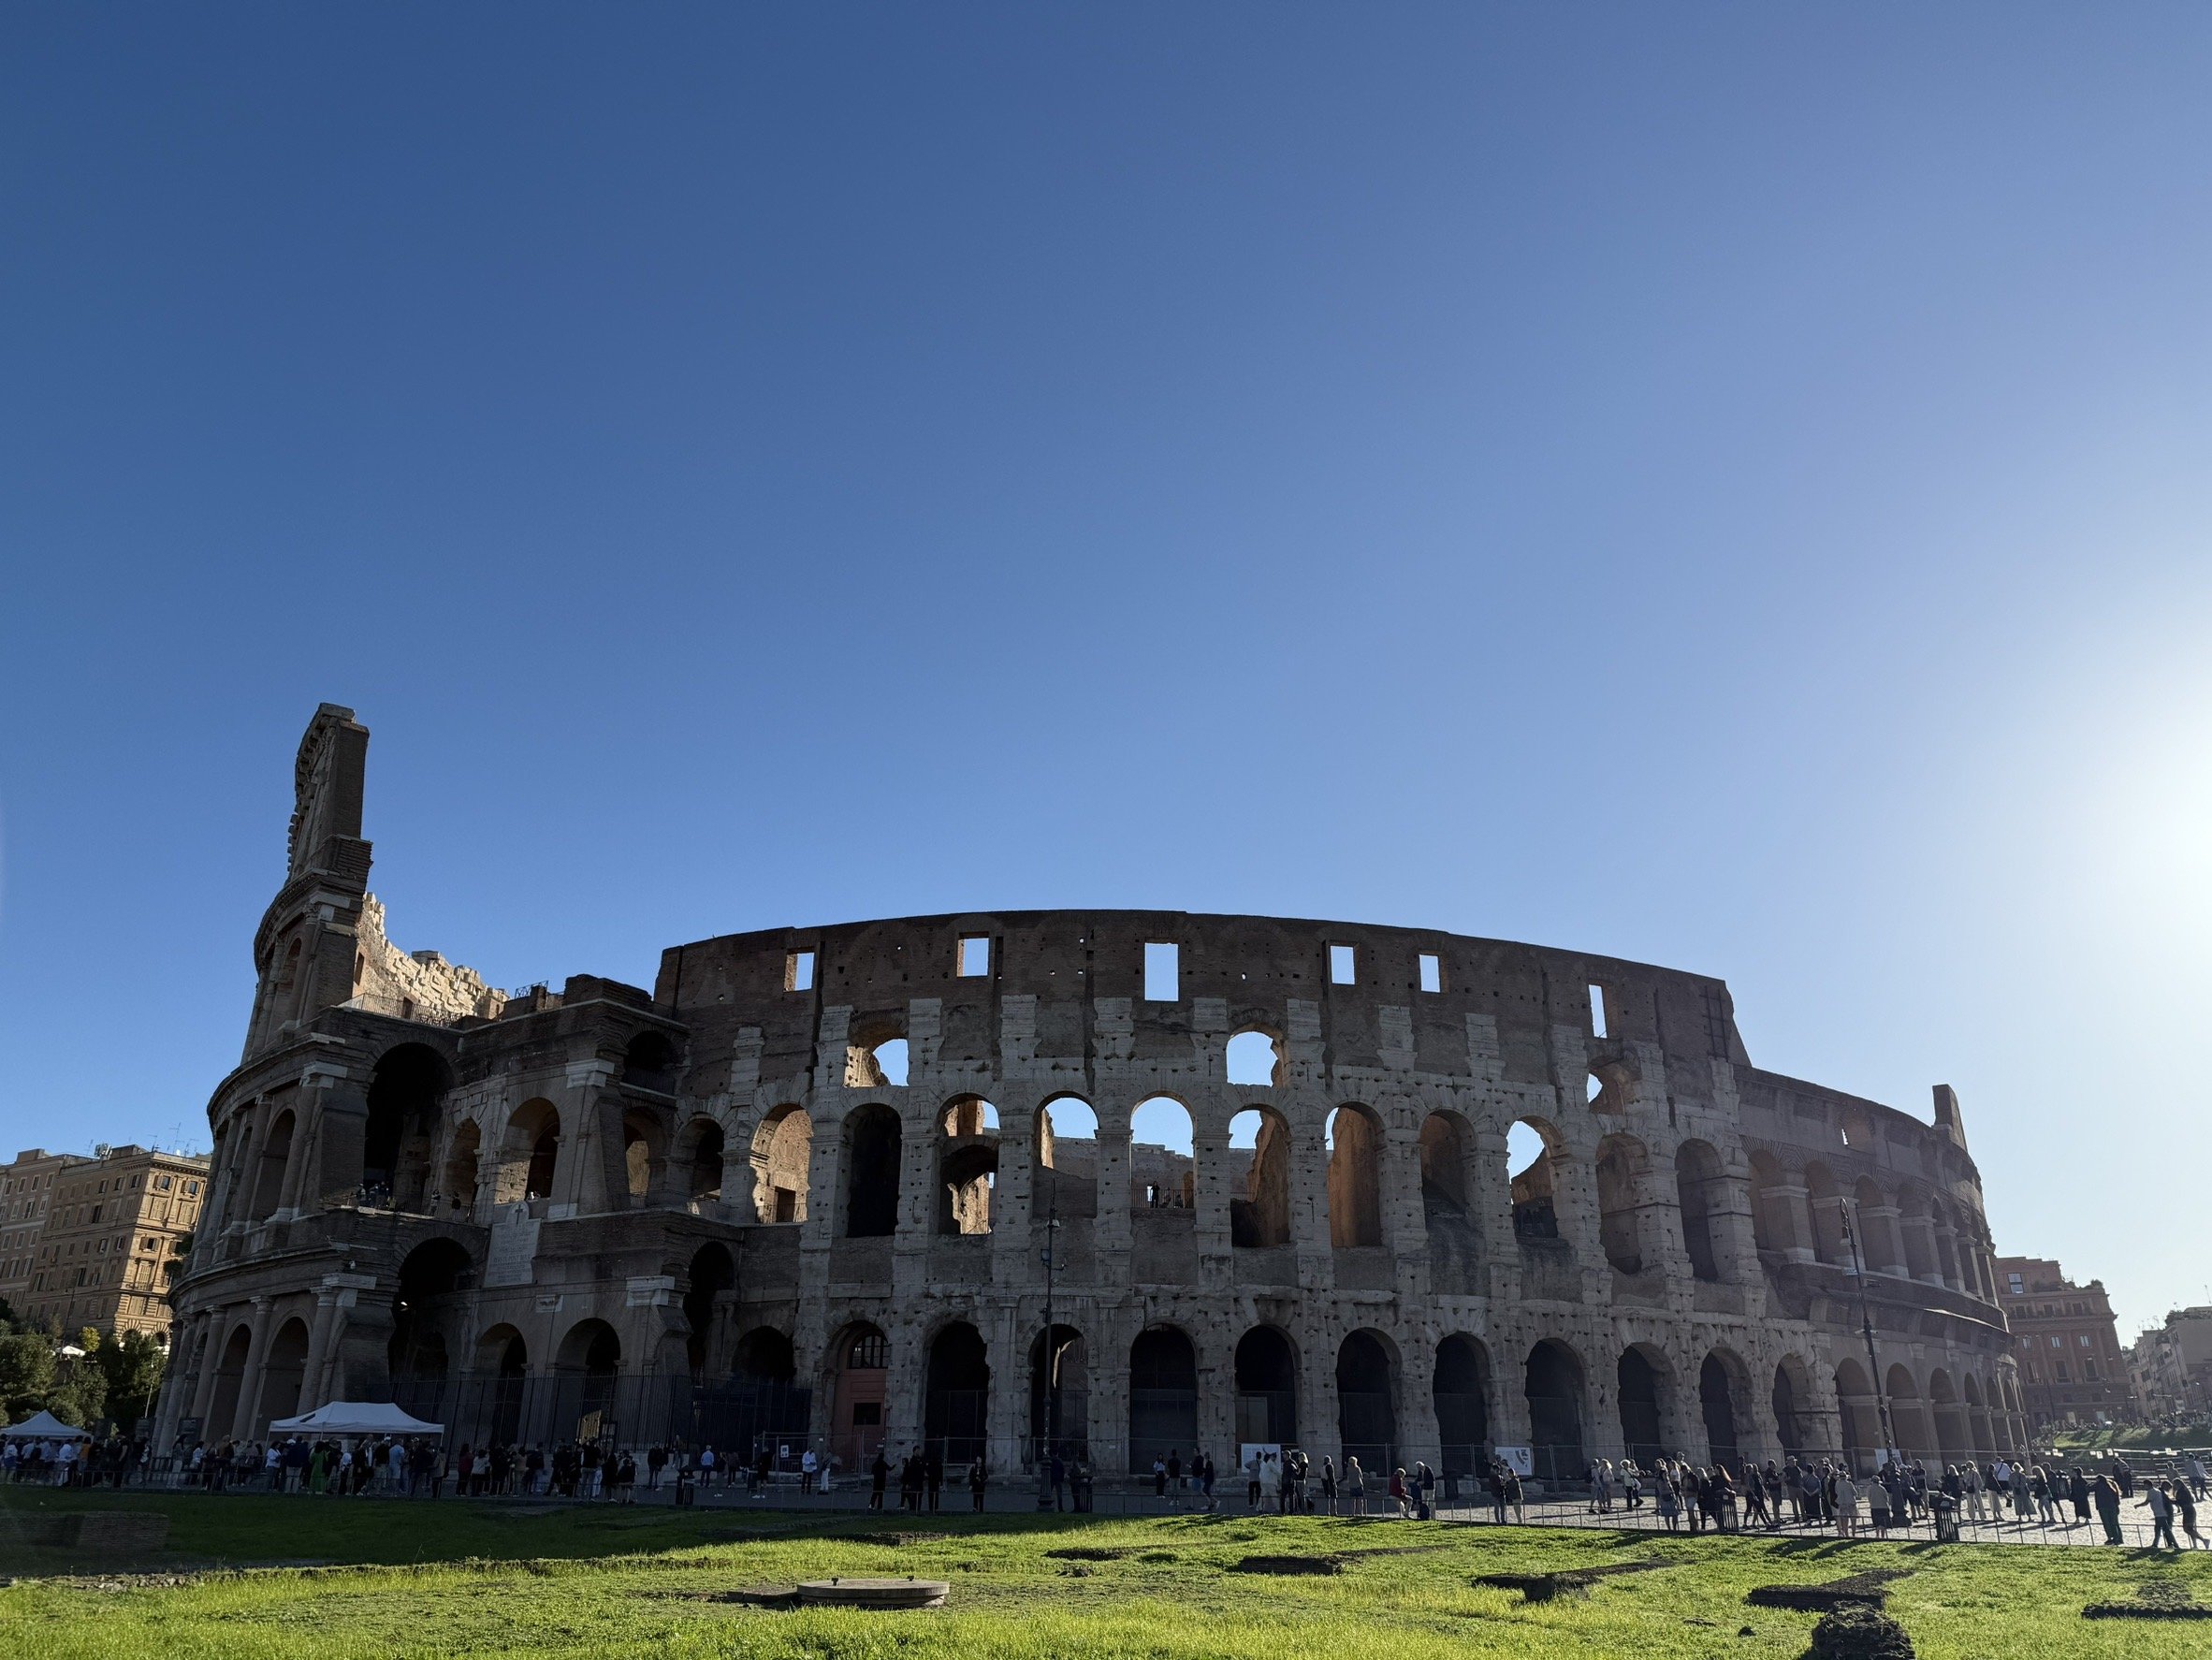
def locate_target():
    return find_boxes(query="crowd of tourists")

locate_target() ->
[1,1434,147,1487]
[1566,1450,2212,1548]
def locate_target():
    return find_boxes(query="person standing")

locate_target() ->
[2143,1481,2179,1551]
[2093,1474,2123,1545]
[1319,1456,1337,1516]
[2173,1477,2205,1549]
[968,1457,987,1513]
[1832,1469,1859,1538]
[1153,1453,1168,1499]
[1345,1455,1365,1517]
[869,1449,889,1510]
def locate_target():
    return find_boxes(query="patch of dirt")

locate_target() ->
[1044,1547,1129,1561]
[1807,1604,1915,1659]
[1746,1570,1908,1612]
[1230,1554,1341,1577]
[1475,1561,1667,1602]
[2084,1580,2211,1620]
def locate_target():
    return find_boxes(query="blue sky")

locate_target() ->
[5,6,2210,1335]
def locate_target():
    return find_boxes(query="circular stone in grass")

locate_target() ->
[795,1579,951,1609]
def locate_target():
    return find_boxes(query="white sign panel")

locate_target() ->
[1493,1445,1534,1477]
[484,1209,541,1289]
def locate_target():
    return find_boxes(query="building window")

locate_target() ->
[2007,1273,2025,1294]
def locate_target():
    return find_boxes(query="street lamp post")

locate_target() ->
[1841,1201,1901,1477]
[1036,1190,1061,1510]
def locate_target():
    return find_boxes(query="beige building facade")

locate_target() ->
[158,706,2027,1477]
[0,1149,90,1313]
[20,1145,209,1340]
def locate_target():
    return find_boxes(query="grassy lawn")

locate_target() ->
[4,1489,2209,1658]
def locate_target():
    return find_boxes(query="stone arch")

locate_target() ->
[621,1029,679,1093]
[1852,1175,1899,1272]
[1128,1324,1199,1474]
[923,1320,990,1465]
[845,1016,908,1088]
[1963,1373,1993,1459]
[1887,1362,1930,1461]
[1594,1133,1652,1274]
[439,1120,481,1216]
[826,1321,891,1471]
[1336,1329,1400,1469]
[1928,1367,1970,1462]
[1233,1324,1300,1447]
[1897,1188,1938,1280]
[1674,1140,1725,1282]
[1418,1111,1472,1217]
[1747,1149,1792,1256]
[1617,1342,1675,1466]
[682,1242,735,1376]
[939,1096,999,1235]
[252,1109,296,1221]
[1700,1348,1753,1474]
[1524,1338,1587,1485]
[257,1317,312,1432]
[389,1236,472,1416]
[749,1104,811,1223]
[362,1042,450,1211]
[555,1318,622,1437]
[1036,1095,1099,1218]
[1507,1117,1566,1243]
[620,1107,667,1203]
[208,1320,254,1437]
[1229,1107,1291,1247]
[1771,1355,1815,1459]
[842,1102,901,1237]
[1326,1103,1384,1248]
[476,1323,529,1445]
[496,1099,560,1205]
[1225,1028,1285,1087]
[1834,1358,1877,1466]
[1027,1322,1087,1463]
[1129,1096,1195,1209]
[676,1115,725,1203]
[1433,1333,1491,1476]
[1802,1160,1845,1264]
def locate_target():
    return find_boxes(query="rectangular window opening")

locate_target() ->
[1143,941,1180,1002]
[1329,943,1356,985]
[956,935,991,978]
[1589,983,1609,1038]
[1418,952,1443,994]
[785,950,816,993]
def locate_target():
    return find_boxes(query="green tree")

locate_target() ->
[95,1331,170,1430]
[0,1328,56,1420]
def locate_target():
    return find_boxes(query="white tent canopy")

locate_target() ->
[5,1409,91,1440]
[267,1401,444,1437]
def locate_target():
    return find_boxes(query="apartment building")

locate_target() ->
[0,1148,92,1313]
[19,1145,209,1341]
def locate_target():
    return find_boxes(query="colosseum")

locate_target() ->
[157,706,2028,1487]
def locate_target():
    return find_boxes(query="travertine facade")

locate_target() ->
[158,706,2027,1478]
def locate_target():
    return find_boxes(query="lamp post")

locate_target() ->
[1841,1201,1900,1476]
[1036,1189,1061,1510]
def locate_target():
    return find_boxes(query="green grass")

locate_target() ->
[4,1489,2210,1659]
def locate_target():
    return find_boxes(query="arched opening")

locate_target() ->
[1853,1177,1899,1274]
[1675,1141,1724,1282]
[1898,1193,1937,1281]
[750,1104,811,1222]
[1617,1346,1668,1466]
[1929,1368,1968,1461]
[1229,1108,1290,1247]
[1700,1351,1746,1475]
[1964,1374,1993,1461]
[724,1320,808,1461]
[735,1326,795,1383]
[1234,1325,1299,1447]
[496,1099,560,1206]
[1035,1096,1099,1218]
[389,1237,471,1419]
[1507,1120,1563,1243]
[622,1030,679,1093]
[1523,1339,1586,1485]
[924,1322,990,1466]
[440,1121,481,1216]
[1771,1358,1812,1460]
[252,1110,296,1221]
[938,1097,998,1235]
[1594,1134,1649,1274]
[682,1243,735,1376]
[555,1319,621,1440]
[678,1118,725,1203]
[1129,1097,1195,1209]
[361,1043,449,1211]
[1834,1359,1876,1468]
[843,1103,902,1237]
[1433,1334,1490,1478]
[257,1317,311,1431]
[1128,1326,1198,1475]
[1335,1330,1399,1471]
[845,1020,908,1088]
[1887,1364,1929,1461]
[1802,1161,1845,1264]
[1326,1104,1383,1247]
[1587,1059,1634,1114]
[209,1322,254,1437]
[477,1325,528,1445]
[1748,1150,1790,1256]
[1418,1112,1470,1218]
[621,1110,666,1203]
[828,1323,890,1472]
[1027,1323,1088,1465]
[1225,1029,1284,1087]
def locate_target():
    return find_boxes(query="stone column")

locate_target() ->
[230,1295,276,1440]
[1395,1327,1441,1474]
[1767,1181,1815,1263]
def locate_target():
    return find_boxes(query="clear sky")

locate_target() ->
[5,7,2209,1337]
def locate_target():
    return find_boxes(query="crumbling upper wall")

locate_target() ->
[350,896,507,1025]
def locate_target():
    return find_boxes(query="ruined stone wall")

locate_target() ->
[349,896,506,1025]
